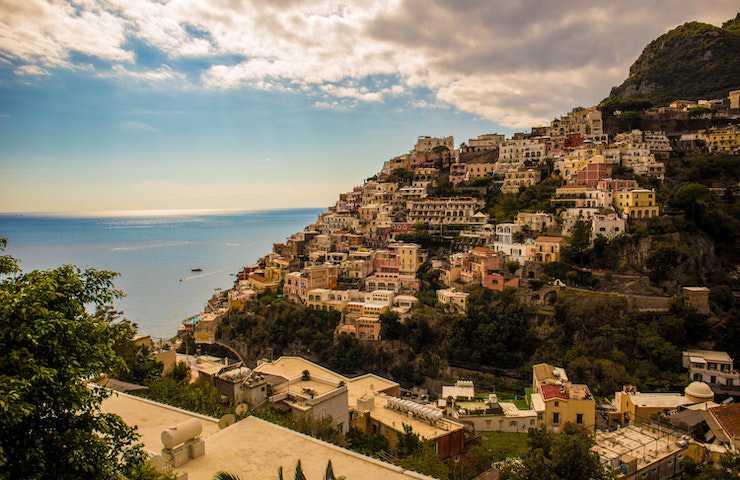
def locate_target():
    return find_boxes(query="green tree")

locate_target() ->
[399,442,449,479]
[213,472,242,480]
[380,310,407,340]
[0,251,161,479]
[562,219,592,266]
[396,424,422,457]
[499,426,612,480]
[324,460,336,480]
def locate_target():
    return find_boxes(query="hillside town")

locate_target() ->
[103,88,740,479]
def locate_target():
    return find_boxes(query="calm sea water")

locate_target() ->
[0,209,322,338]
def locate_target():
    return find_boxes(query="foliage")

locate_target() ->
[498,426,612,480]
[0,238,20,275]
[138,376,227,418]
[681,453,740,480]
[646,245,685,284]
[399,442,450,480]
[346,427,389,456]
[469,432,530,473]
[561,219,591,266]
[213,472,243,480]
[487,177,562,222]
[112,322,164,385]
[396,424,423,457]
[254,406,345,446]
[608,15,740,104]
[447,288,535,369]
[0,254,164,479]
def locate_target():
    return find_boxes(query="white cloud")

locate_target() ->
[1,1,738,127]
[13,64,48,76]
[99,64,185,83]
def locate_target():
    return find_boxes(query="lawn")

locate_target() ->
[478,431,530,461]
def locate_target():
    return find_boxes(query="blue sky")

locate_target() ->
[0,1,736,213]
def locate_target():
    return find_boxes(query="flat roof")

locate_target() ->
[254,356,399,408]
[629,393,687,408]
[101,391,220,454]
[684,350,733,363]
[104,392,428,480]
[364,395,463,440]
[593,425,685,470]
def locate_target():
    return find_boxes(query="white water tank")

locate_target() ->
[161,419,203,449]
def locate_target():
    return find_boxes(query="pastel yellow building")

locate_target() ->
[705,126,740,154]
[530,363,596,432]
[614,189,660,219]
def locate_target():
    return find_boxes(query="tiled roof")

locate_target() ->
[540,383,568,401]
[709,403,740,439]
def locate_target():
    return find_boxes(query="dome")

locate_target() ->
[684,381,714,403]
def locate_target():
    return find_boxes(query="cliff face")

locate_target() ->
[608,13,740,104]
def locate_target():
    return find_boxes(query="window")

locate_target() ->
[576,414,584,425]
[693,373,703,382]
[710,375,717,384]
[554,401,559,407]
[728,379,734,387]
[553,412,560,425]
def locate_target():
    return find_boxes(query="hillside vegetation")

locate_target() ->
[608,13,740,104]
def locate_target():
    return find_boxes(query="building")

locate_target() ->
[730,89,740,110]
[705,126,740,154]
[441,380,475,401]
[592,213,626,240]
[682,286,711,315]
[550,107,603,141]
[465,133,505,152]
[102,391,428,480]
[446,393,539,433]
[352,394,465,459]
[516,212,555,232]
[530,363,596,432]
[614,189,660,219]
[407,197,485,226]
[390,242,424,275]
[532,236,564,263]
[284,264,339,303]
[612,383,715,426]
[414,135,453,153]
[592,424,688,480]
[466,162,497,181]
[682,350,739,393]
[437,288,469,313]
[501,168,541,194]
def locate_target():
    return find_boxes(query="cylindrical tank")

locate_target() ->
[161,419,202,449]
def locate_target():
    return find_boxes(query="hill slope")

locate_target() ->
[608,13,740,104]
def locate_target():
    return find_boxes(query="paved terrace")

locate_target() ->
[102,391,431,480]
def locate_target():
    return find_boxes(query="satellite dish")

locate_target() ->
[235,403,249,417]
[218,414,236,429]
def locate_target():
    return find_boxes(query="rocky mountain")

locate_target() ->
[608,13,740,104]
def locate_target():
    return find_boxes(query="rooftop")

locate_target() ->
[684,349,733,363]
[593,425,685,472]
[361,394,464,440]
[103,391,428,480]
[254,356,398,408]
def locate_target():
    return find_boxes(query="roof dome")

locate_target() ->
[684,381,714,402]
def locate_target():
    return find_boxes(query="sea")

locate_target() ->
[0,208,323,339]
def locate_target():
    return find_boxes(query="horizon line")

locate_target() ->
[0,206,327,218]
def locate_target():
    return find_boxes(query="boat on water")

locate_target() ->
[191,268,203,272]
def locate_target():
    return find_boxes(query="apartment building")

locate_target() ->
[498,139,547,168]
[592,213,626,240]
[550,106,603,140]
[407,197,485,226]
[465,133,505,152]
[530,363,596,432]
[682,350,739,393]
[612,383,715,426]
[516,212,555,232]
[466,162,497,181]
[414,135,454,153]
[501,168,541,194]
[284,264,339,303]
[533,236,564,263]
[705,126,740,154]
[614,189,660,219]
[437,288,469,313]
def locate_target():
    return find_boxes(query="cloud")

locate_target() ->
[313,100,355,111]
[1,1,738,127]
[118,120,157,132]
[13,64,48,76]
[99,64,185,83]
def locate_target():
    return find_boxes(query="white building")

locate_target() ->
[682,350,739,391]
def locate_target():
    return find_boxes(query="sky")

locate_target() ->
[0,1,738,213]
